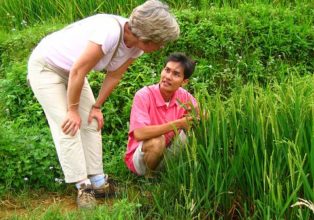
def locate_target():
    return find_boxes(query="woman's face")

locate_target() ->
[137,40,164,53]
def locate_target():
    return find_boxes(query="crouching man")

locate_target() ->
[124,53,198,176]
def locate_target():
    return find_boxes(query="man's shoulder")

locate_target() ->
[135,86,149,96]
[135,84,157,96]
[177,87,195,98]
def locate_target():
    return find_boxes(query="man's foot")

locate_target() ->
[93,175,115,198]
[76,184,96,209]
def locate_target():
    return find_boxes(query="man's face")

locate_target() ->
[159,61,188,94]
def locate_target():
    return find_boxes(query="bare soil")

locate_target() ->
[0,190,120,219]
[0,183,143,219]
[0,192,76,219]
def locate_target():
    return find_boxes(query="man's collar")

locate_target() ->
[148,84,178,107]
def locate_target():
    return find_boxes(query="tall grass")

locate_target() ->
[155,75,314,219]
[0,0,313,31]
[0,0,141,31]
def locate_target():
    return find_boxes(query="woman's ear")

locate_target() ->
[124,22,139,48]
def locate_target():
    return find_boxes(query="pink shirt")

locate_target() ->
[124,84,197,173]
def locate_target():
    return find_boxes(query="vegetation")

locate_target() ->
[158,75,314,218]
[0,0,313,219]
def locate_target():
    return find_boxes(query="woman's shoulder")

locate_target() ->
[86,14,123,44]
[110,15,128,23]
[91,14,128,24]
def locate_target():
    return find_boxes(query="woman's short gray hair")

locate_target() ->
[129,0,180,44]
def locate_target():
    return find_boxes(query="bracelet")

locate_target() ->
[68,102,79,109]
[92,104,101,109]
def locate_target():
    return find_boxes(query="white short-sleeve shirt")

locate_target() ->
[36,14,143,72]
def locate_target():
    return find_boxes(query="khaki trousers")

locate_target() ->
[27,50,103,183]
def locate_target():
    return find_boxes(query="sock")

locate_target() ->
[75,178,91,189]
[89,174,107,188]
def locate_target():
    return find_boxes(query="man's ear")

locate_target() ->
[182,79,189,87]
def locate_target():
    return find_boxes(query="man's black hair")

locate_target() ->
[164,52,196,79]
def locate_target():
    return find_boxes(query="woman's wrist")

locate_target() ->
[92,104,101,109]
[68,102,79,111]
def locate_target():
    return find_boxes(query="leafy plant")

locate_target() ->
[155,75,314,219]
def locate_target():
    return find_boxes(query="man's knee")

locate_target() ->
[143,136,166,156]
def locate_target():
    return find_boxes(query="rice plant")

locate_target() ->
[155,75,314,219]
[1,0,313,31]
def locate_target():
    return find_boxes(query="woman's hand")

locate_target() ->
[61,110,81,136]
[88,107,104,131]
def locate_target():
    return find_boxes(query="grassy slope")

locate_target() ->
[0,2,313,219]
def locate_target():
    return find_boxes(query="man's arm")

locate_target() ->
[133,117,192,141]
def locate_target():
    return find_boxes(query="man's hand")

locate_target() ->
[61,110,81,136]
[88,107,104,131]
[176,116,193,130]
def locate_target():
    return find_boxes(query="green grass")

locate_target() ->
[155,75,314,219]
[4,199,144,220]
[0,1,313,219]
[0,0,313,31]
[0,0,141,31]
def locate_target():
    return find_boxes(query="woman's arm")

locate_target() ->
[62,42,103,135]
[93,58,134,107]
[87,58,134,130]
[67,42,104,110]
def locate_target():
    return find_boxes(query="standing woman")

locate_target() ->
[27,0,179,209]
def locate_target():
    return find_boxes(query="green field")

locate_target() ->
[0,0,313,219]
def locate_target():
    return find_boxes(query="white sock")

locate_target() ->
[90,174,107,188]
[75,179,91,189]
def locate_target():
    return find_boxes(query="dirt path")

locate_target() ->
[0,192,77,219]
[0,185,142,219]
